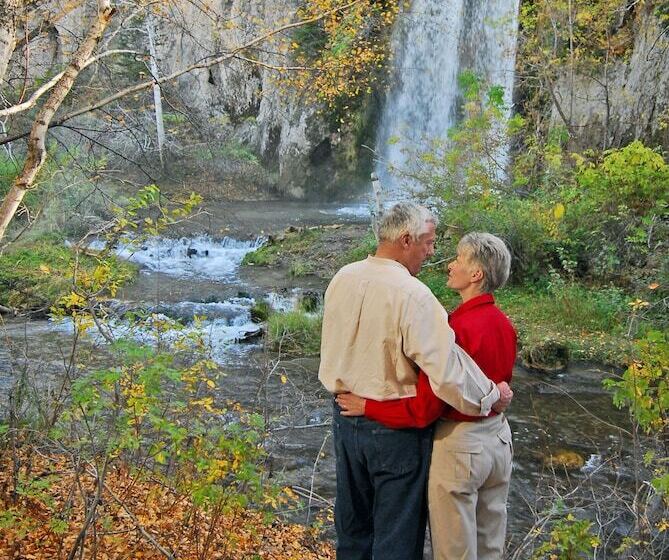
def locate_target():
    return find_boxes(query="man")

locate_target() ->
[338,232,517,560]
[318,203,511,560]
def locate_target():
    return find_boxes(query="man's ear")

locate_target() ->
[399,233,412,249]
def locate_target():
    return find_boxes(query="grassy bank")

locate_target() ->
[419,269,642,365]
[243,228,324,274]
[0,235,137,313]
[261,228,663,367]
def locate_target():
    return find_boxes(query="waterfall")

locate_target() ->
[375,0,520,196]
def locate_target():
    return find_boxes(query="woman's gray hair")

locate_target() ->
[377,202,437,242]
[458,232,512,293]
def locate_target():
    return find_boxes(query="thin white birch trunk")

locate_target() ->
[0,0,20,85]
[145,13,165,168]
[0,0,115,243]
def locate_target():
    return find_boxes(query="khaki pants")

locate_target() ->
[428,414,513,560]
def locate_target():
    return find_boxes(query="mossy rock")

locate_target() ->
[250,301,271,323]
[542,449,585,470]
[520,339,570,373]
[298,291,321,313]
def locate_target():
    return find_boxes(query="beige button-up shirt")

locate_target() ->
[318,256,500,416]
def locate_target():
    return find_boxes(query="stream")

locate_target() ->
[0,200,635,556]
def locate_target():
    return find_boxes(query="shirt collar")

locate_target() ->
[366,255,409,272]
[450,293,495,319]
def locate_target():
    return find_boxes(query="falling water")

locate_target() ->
[375,0,520,196]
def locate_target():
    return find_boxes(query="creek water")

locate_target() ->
[0,201,634,556]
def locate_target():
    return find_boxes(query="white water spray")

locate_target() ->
[375,0,520,196]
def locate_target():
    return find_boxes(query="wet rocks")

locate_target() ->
[542,449,586,471]
[521,339,570,373]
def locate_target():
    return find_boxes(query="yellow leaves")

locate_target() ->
[628,299,650,311]
[92,262,111,287]
[60,291,86,309]
[284,0,398,113]
[280,374,288,384]
[39,264,50,274]
[648,282,660,290]
[552,203,565,220]
[191,396,217,413]
[0,448,336,559]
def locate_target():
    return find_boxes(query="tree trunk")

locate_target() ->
[0,0,115,243]
[0,0,20,84]
[145,13,165,168]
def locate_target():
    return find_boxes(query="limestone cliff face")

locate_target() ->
[9,0,337,198]
[551,9,669,151]
[155,0,332,197]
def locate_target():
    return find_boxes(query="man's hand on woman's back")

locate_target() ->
[492,381,513,413]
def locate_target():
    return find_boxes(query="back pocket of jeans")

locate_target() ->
[370,427,423,475]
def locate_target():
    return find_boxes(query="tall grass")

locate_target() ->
[267,311,322,356]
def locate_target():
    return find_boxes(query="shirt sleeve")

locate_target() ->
[401,291,500,416]
[364,370,446,428]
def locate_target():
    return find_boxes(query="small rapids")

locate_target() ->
[54,235,301,363]
[86,235,266,280]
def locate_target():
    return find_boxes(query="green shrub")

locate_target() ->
[243,247,275,266]
[220,141,260,165]
[341,231,377,265]
[0,237,136,311]
[437,196,558,283]
[250,301,271,323]
[605,330,669,435]
[557,141,669,281]
[267,311,322,356]
[533,514,600,559]
[289,259,312,277]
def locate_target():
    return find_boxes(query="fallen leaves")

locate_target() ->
[0,448,334,560]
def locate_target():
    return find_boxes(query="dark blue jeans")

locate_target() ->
[333,401,434,560]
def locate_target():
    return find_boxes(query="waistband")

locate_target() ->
[436,412,508,437]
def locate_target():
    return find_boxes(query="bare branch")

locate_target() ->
[0,50,139,118]
[0,0,116,242]
[0,0,362,147]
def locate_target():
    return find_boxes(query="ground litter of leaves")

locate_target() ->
[0,451,335,559]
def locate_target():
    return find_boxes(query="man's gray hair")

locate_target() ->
[458,232,512,293]
[377,202,437,242]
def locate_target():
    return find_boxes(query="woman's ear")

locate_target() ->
[471,268,484,282]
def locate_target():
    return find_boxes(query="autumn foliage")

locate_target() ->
[286,0,400,108]
[0,449,335,559]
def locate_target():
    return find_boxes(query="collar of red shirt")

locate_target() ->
[450,292,495,320]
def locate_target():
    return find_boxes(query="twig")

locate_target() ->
[270,422,330,432]
[306,432,329,525]
[291,485,333,507]
[104,482,176,560]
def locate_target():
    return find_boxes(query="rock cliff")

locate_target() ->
[551,8,669,151]
[156,0,334,197]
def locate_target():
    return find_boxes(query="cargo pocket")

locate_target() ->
[497,422,514,457]
[437,442,483,482]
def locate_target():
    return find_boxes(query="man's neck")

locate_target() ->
[375,244,405,267]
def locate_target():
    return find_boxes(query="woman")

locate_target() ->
[337,232,516,560]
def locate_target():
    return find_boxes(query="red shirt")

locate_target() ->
[365,293,517,428]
